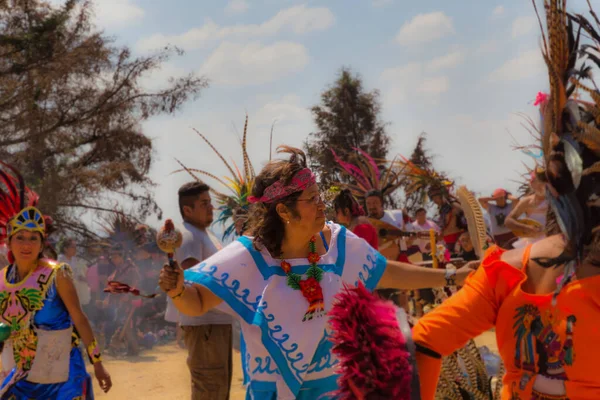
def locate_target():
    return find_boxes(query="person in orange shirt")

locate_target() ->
[412,3,600,399]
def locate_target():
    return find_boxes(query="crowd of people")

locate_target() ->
[0,1,599,399]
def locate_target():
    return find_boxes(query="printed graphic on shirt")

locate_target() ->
[494,212,507,228]
[513,304,576,400]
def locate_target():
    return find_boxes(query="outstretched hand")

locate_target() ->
[455,260,478,285]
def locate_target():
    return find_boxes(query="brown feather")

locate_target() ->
[191,128,237,178]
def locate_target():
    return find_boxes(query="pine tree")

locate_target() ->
[304,67,390,189]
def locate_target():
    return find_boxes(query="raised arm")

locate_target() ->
[478,196,493,210]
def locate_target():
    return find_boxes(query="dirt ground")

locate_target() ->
[86,331,498,399]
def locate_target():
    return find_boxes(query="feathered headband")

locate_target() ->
[174,115,255,240]
[331,148,405,201]
[396,156,454,202]
[0,162,42,243]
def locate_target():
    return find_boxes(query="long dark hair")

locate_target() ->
[246,146,308,257]
[333,189,365,217]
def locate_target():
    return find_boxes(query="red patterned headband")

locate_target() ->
[248,168,316,204]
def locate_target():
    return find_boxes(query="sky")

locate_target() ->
[48,0,592,231]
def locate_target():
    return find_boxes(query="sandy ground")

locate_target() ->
[86,330,498,399]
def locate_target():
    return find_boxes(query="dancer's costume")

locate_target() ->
[0,162,100,399]
[184,222,387,399]
[413,2,600,399]
[399,158,466,251]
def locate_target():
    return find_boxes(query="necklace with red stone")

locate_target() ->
[280,236,326,321]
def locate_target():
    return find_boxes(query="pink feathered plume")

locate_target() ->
[328,282,413,400]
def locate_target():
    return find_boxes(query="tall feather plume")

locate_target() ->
[330,149,372,190]
[192,127,237,178]
[241,114,254,181]
[0,162,39,243]
[176,117,257,240]
[353,147,381,188]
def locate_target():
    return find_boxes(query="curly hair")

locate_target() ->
[246,146,308,257]
[333,189,365,217]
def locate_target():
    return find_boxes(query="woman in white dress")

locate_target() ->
[159,146,475,399]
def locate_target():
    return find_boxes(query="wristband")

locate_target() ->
[170,285,185,299]
[87,338,102,365]
[444,268,456,286]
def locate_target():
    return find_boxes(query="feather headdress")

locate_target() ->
[531,0,600,284]
[330,148,405,202]
[396,155,454,202]
[174,115,255,240]
[97,213,144,254]
[0,161,40,243]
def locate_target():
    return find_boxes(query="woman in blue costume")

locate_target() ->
[0,162,111,399]
[159,146,475,399]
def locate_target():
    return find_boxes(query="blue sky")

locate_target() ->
[49,0,592,229]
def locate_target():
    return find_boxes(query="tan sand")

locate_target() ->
[87,330,498,399]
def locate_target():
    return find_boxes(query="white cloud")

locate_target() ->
[426,51,464,72]
[225,0,249,14]
[492,6,505,17]
[380,62,449,104]
[511,16,537,38]
[254,94,310,127]
[395,12,454,47]
[488,49,544,82]
[199,41,309,86]
[137,5,334,52]
[372,0,393,7]
[418,76,449,94]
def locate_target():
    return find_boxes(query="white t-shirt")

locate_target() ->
[57,254,91,305]
[487,203,515,236]
[406,220,440,253]
[379,210,405,230]
[165,222,232,326]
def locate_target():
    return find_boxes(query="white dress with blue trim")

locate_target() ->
[184,223,387,400]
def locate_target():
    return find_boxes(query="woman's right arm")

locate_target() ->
[170,283,223,316]
[159,262,222,316]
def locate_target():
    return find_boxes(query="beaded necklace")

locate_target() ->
[280,236,325,321]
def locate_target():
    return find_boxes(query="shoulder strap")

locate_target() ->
[521,244,533,271]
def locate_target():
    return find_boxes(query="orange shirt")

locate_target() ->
[413,245,600,400]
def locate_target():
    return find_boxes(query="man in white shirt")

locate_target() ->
[478,188,518,248]
[165,181,232,400]
[406,207,440,257]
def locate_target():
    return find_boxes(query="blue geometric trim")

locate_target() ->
[307,330,338,373]
[245,375,338,399]
[236,230,347,280]
[355,249,388,291]
[185,266,305,396]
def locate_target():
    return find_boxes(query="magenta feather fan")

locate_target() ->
[328,282,413,400]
